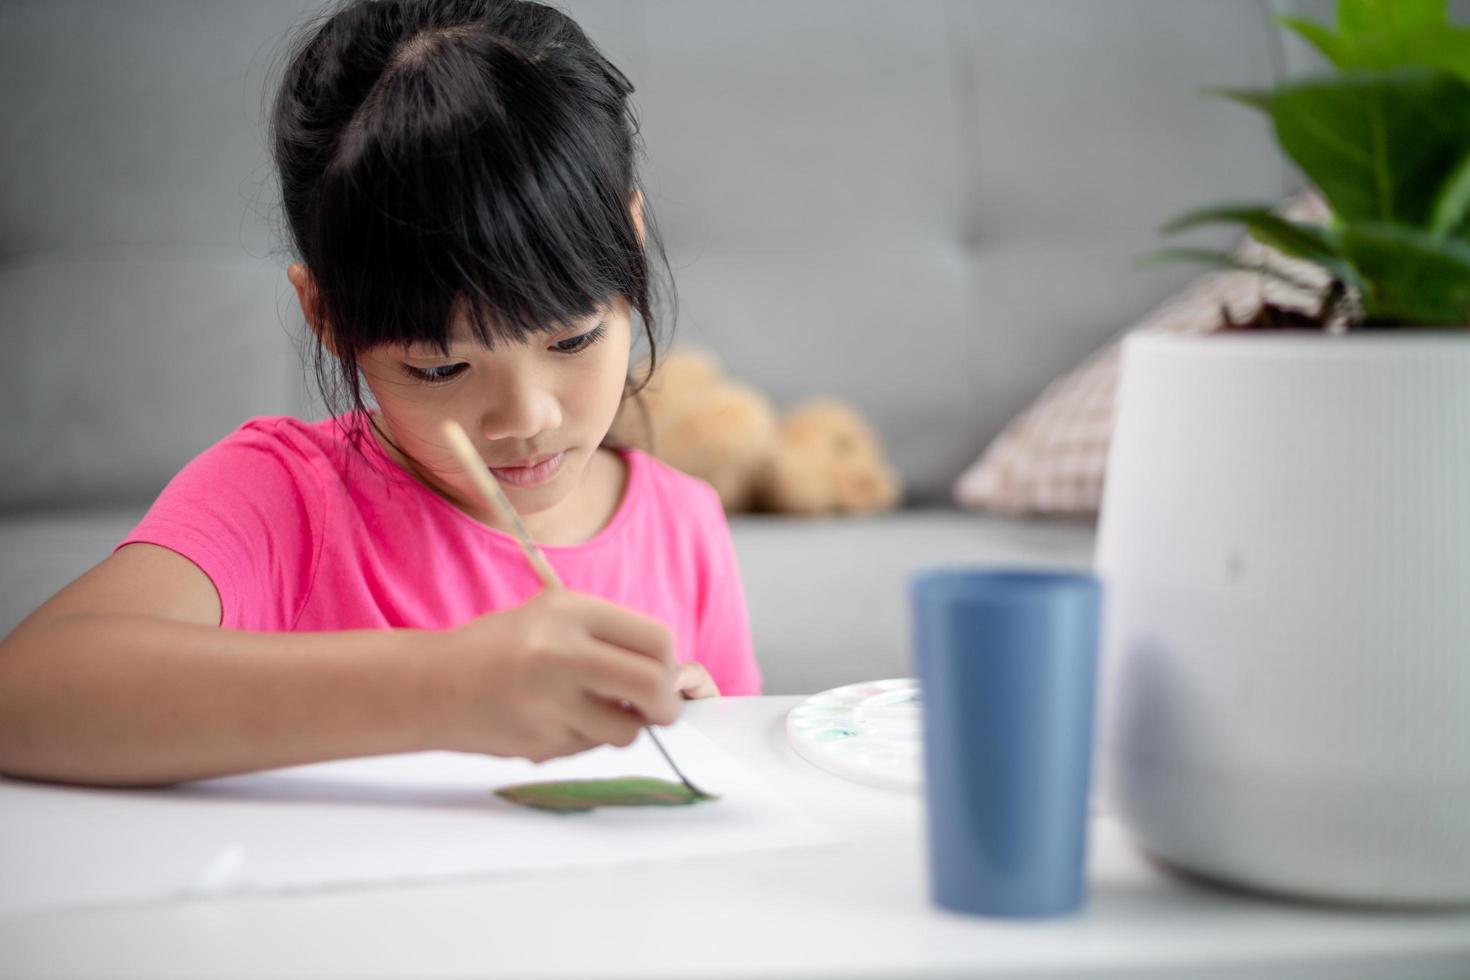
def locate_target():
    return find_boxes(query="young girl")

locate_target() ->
[0,0,761,787]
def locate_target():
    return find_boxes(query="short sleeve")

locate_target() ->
[690,484,763,696]
[115,419,326,631]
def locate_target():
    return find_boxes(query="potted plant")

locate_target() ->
[1096,0,1470,905]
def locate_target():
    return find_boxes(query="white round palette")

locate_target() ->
[786,678,922,792]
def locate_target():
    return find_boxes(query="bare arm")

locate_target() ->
[0,543,438,786]
[0,544,681,788]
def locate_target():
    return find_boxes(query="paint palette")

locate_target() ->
[785,678,922,792]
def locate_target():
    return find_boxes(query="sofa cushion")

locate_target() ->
[0,254,301,509]
[0,506,148,637]
[730,509,1095,693]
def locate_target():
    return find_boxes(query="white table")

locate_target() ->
[3,696,1468,980]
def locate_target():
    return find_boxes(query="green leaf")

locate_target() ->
[1135,247,1327,293]
[1337,222,1470,324]
[1430,152,1470,239]
[1159,205,1358,284]
[495,776,718,813]
[1337,0,1447,38]
[1259,69,1470,227]
[1277,14,1349,66]
[1275,2,1470,84]
[1330,27,1470,85]
[1162,205,1336,254]
[1212,86,1274,112]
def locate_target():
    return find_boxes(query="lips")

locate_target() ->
[488,451,567,488]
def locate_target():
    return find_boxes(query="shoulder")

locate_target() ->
[158,414,362,513]
[222,414,349,460]
[187,415,359,481]
[123,416,346,632]
[624,449,727,525]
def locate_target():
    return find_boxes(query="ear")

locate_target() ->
[287,262,335,355]
[628,189,646,248]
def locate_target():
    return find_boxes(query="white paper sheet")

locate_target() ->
[0,721,839,918]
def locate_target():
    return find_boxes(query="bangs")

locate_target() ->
[308,24,645,358]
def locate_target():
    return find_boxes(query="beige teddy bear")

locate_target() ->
[611,349,779,512]
[755,398,901,514]
[612,350,901,515]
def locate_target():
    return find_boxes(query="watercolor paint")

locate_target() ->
[785,678,923,792]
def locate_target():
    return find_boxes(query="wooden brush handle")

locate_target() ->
[439,419,563,590]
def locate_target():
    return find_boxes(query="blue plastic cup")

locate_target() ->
[909,567,1101,918]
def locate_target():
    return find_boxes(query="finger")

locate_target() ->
[541,732,600,763]
[678,666,720,699]
[574,638,681,726]
[683,679,719,699]
[567,692,647,749]
[575,596,677,670]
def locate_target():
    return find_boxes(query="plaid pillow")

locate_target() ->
[953,192,1330,517]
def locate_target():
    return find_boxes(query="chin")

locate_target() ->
[500,481,570,516]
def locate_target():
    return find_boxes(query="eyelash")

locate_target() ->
[402,323,608,385]
[403,363,468,384]
[553,322,608,355]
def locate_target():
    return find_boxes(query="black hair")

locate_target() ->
[270,0,667,440]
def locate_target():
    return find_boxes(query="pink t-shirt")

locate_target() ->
[116,414,762,696]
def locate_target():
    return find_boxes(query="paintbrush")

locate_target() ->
[438,418,708,798]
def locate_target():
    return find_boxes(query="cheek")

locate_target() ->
[360,359,415,409]
[583,324,633,419]
[361,353,454,414]
[363,377,424,429]
[360,366,441,445]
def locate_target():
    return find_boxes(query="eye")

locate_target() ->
[403,362,468,384]
[550,322,608,355]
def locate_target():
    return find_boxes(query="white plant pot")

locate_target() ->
[1096,331,1470,906]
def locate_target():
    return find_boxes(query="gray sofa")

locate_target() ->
[1,0,1327,694]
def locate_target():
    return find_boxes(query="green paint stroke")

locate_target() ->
[495,776,719,814]
[813,727,858,741]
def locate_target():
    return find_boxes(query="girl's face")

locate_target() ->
[356,296,633,530]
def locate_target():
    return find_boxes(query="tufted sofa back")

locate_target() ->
[1,0,1324,508]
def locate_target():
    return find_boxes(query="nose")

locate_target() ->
[478,372,561,443]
